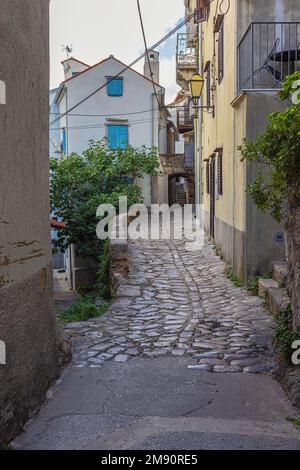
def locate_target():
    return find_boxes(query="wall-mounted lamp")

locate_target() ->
[189,73,214,115]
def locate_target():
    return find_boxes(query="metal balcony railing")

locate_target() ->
[177,106,193,132]
[176,33,198,67]
[238,22,300,92]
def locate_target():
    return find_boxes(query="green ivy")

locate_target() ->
[274,305,300,360]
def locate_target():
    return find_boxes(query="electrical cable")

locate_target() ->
[49,10,196,127]
[136,0,161,110]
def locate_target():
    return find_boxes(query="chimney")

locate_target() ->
[62,58,89,81]
[144,50,160,84]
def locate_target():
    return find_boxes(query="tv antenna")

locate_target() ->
[62,44,73,60]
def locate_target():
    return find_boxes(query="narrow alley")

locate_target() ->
[13,232,300,450]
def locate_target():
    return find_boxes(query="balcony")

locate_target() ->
[238,22,300,92]
[177,106,194,134]
[176,33,198,89]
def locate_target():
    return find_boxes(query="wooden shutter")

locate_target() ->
[118,125,128,149]
[206,62,211,109]
[218,20,224,84]
[108,125,118,149]
[108,125,128,149]
[217,152,223,195]
[206,161,210,194]
[61,128,67,154]
[195,0,210,24]
[108,78,123,96]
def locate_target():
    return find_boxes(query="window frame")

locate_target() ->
[217,151,223,196]
[107,77,124,97]
[107,124,129,150]
[218,20,224,84]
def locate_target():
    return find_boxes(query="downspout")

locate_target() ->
[151,92,156,204]
[65,85,73,289]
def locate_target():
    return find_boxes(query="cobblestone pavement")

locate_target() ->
[65,235,275,373]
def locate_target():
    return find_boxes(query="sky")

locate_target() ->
[50,0,184,103]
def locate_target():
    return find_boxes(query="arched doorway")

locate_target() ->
[168,174,195,206]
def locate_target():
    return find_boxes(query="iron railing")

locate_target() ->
[238,22,300,92]
[176,33,198,67]
[177,106,193,132]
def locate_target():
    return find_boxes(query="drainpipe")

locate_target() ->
[151,92,156,204]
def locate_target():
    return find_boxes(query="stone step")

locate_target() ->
[272,262,288,286]
[258,278,279,299]
[268,287,290,316]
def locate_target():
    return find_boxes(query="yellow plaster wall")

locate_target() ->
[201,0,247,233]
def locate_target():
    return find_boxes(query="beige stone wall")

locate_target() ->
[201,0,246,233]
[0,0,60,444]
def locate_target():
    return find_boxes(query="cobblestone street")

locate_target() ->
[66,233,274,374]
[14,231,300,450]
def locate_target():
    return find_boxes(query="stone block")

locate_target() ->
[272,262,288,286]
[258,278,278,299]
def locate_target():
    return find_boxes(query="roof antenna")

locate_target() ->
[62,44,73,60]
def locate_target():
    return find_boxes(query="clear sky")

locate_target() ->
[50,0,184,103]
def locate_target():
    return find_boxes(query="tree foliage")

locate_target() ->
[50,140,160,261]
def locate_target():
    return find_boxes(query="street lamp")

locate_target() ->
[189,73,214,115]
[189,73,205,107]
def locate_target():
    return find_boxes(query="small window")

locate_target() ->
[218,21,224,84]
[61,128,67,154]
[108,124,128,149]
[107,77,123,96]
[195,0,210,23]
[217,152,223,195]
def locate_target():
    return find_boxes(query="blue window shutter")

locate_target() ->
[62,128,67,154]
[107,78,123,96]
[108,125,128,149]
[118,125,128,149]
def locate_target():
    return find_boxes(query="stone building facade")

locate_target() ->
[0,0,61,444]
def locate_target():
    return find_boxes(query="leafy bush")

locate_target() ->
[274,305,300,360]
[50,140,160,262]
[97,240,111,300]
[58,296,110,323]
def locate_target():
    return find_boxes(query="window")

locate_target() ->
[195,0,210,23]
[107,77,123,96]
[218,20,224,84]
[61,128,67,154]
[108,125,128,149]
[217,152,223,195]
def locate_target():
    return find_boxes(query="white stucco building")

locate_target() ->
[50,53,170,206]
[50,52,173,288]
